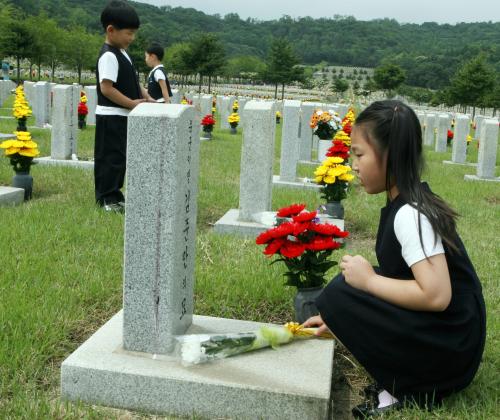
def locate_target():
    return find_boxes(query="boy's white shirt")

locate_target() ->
[96,49,133,116]
[394,204,445,267]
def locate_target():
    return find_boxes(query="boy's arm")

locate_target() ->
[100,79,145,109]
[158,79,171,103]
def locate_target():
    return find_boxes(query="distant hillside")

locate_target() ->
[5,0,500,89]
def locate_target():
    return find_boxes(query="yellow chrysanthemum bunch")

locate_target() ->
[232,100,239,111]
[314,157,354,185]
[80,94,88,103]
[333,129,351,146]
[228,113,240,124]
[181,99,188,105]
[467,135,473,144]
[13,86,32,120]
[314,156,355,202]
[343,108,356,124]
[0,131,40,158]
[276,111,282,118]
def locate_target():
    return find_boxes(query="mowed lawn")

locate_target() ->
[0,96,499,419]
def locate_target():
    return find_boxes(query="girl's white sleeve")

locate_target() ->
[394,204,445,267]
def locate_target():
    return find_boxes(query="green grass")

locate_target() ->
[0,97,499,419]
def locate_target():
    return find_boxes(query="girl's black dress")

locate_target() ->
[316,190,486,404]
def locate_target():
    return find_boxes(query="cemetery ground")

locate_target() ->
[0,98,498,419]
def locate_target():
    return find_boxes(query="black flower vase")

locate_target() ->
[324,201,344,219]
[230,125,237,134]
[78,115,86,129]
[294,286,323,324]
[12,170,33,200]
[17,118,27,132]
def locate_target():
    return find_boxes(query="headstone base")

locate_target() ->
[298,160,321,166]
[34,156,94,169]
[213,209,276,236]
[0,186,24,206]
[214,209,344,236]
[272,175,322,191]
[61,311,334,420]
[443,160,477,167]
[464,174,500,183]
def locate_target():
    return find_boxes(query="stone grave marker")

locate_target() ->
[435,114,449,153]
[84,86,97,125]
[443,114,474,166]
[61,102,334,419]
[424,113,436,147]
[465,119,500,182]
[34,81,50,127]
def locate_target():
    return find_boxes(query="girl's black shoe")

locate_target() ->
[352,400,402,418]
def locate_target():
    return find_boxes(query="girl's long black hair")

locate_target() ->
[355,100,460,254]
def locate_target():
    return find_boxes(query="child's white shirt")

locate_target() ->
[394,204,445,267]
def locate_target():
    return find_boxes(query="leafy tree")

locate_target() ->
[332,78,349,99]
[164,42,194,86]
[0,7,34,82]
[373,63,406,97]
[262,38,304,99]
[447,55,495,117]
[188,33,226,93]
[225,55,266,82]
[62,26,101,85]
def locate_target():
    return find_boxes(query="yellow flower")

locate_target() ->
[314,175,323,183]
[80,95,88,103]
[324,156,345,166]
[324,175,336,184]
[19,148,40,157]
[314,165,328,176]
[0,140,23,149]
[228,113,240,123]
[276,111,282,118]
[339,173,355,182]
[328,167,346,177]
[5,147,20,155]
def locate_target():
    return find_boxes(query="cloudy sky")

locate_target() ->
[138,0,500,23]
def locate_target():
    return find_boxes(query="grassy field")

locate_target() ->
[0,97,499,419]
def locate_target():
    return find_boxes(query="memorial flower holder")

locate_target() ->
[177,322,333,366]
[201,114,216,139]
[310,109,343,162]
[228,113,239,134]
[0,130,40,200]
[255,204,349,323]
[13,85,31,131]
[276,111,281,124]
[314,157,355,220]
[78,92,88,129]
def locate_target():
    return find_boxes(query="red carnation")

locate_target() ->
[276,203,306,217]
[308,223,349,238]
[201,114,216,126]
[306,236,341,251]
[78,102,88,116]
[343,121,352,135]
[264,238,286,255]
[447,130,454,140]
[292,211,317,223]
[280,240,306,258]
[292,222,310,236]
[326,140,350,160]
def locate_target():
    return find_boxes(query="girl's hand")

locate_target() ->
[340,254,375,292]
[302,315,332,336]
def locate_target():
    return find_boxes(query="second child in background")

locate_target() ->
[145,44,173,103]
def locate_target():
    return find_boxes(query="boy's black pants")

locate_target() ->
[94,114,127,205]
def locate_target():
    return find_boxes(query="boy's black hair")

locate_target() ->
[355,100,460,254]
[101,0,140,30]
[146,44,164,61]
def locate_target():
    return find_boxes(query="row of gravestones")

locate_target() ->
[60,101,335,419]
[415,110,500,182]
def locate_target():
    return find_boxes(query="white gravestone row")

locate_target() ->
[465,119,500,182]
[0,80,16,107]
[443,114,473,166]
[61,102,334,419]
[272,100,321,191]
[34,81,50,128]
[84,85,97,125]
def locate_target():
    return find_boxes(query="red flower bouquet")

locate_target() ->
[77,102,88,116]
[201,114,216,133]
[326,140,350,160]
[256,204,349,288]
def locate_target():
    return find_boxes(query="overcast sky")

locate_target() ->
[137,0,500,24]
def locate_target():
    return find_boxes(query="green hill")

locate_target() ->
[4,0,500,89]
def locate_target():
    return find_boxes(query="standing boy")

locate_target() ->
[145,44,173,103]
[95,0,153,213]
